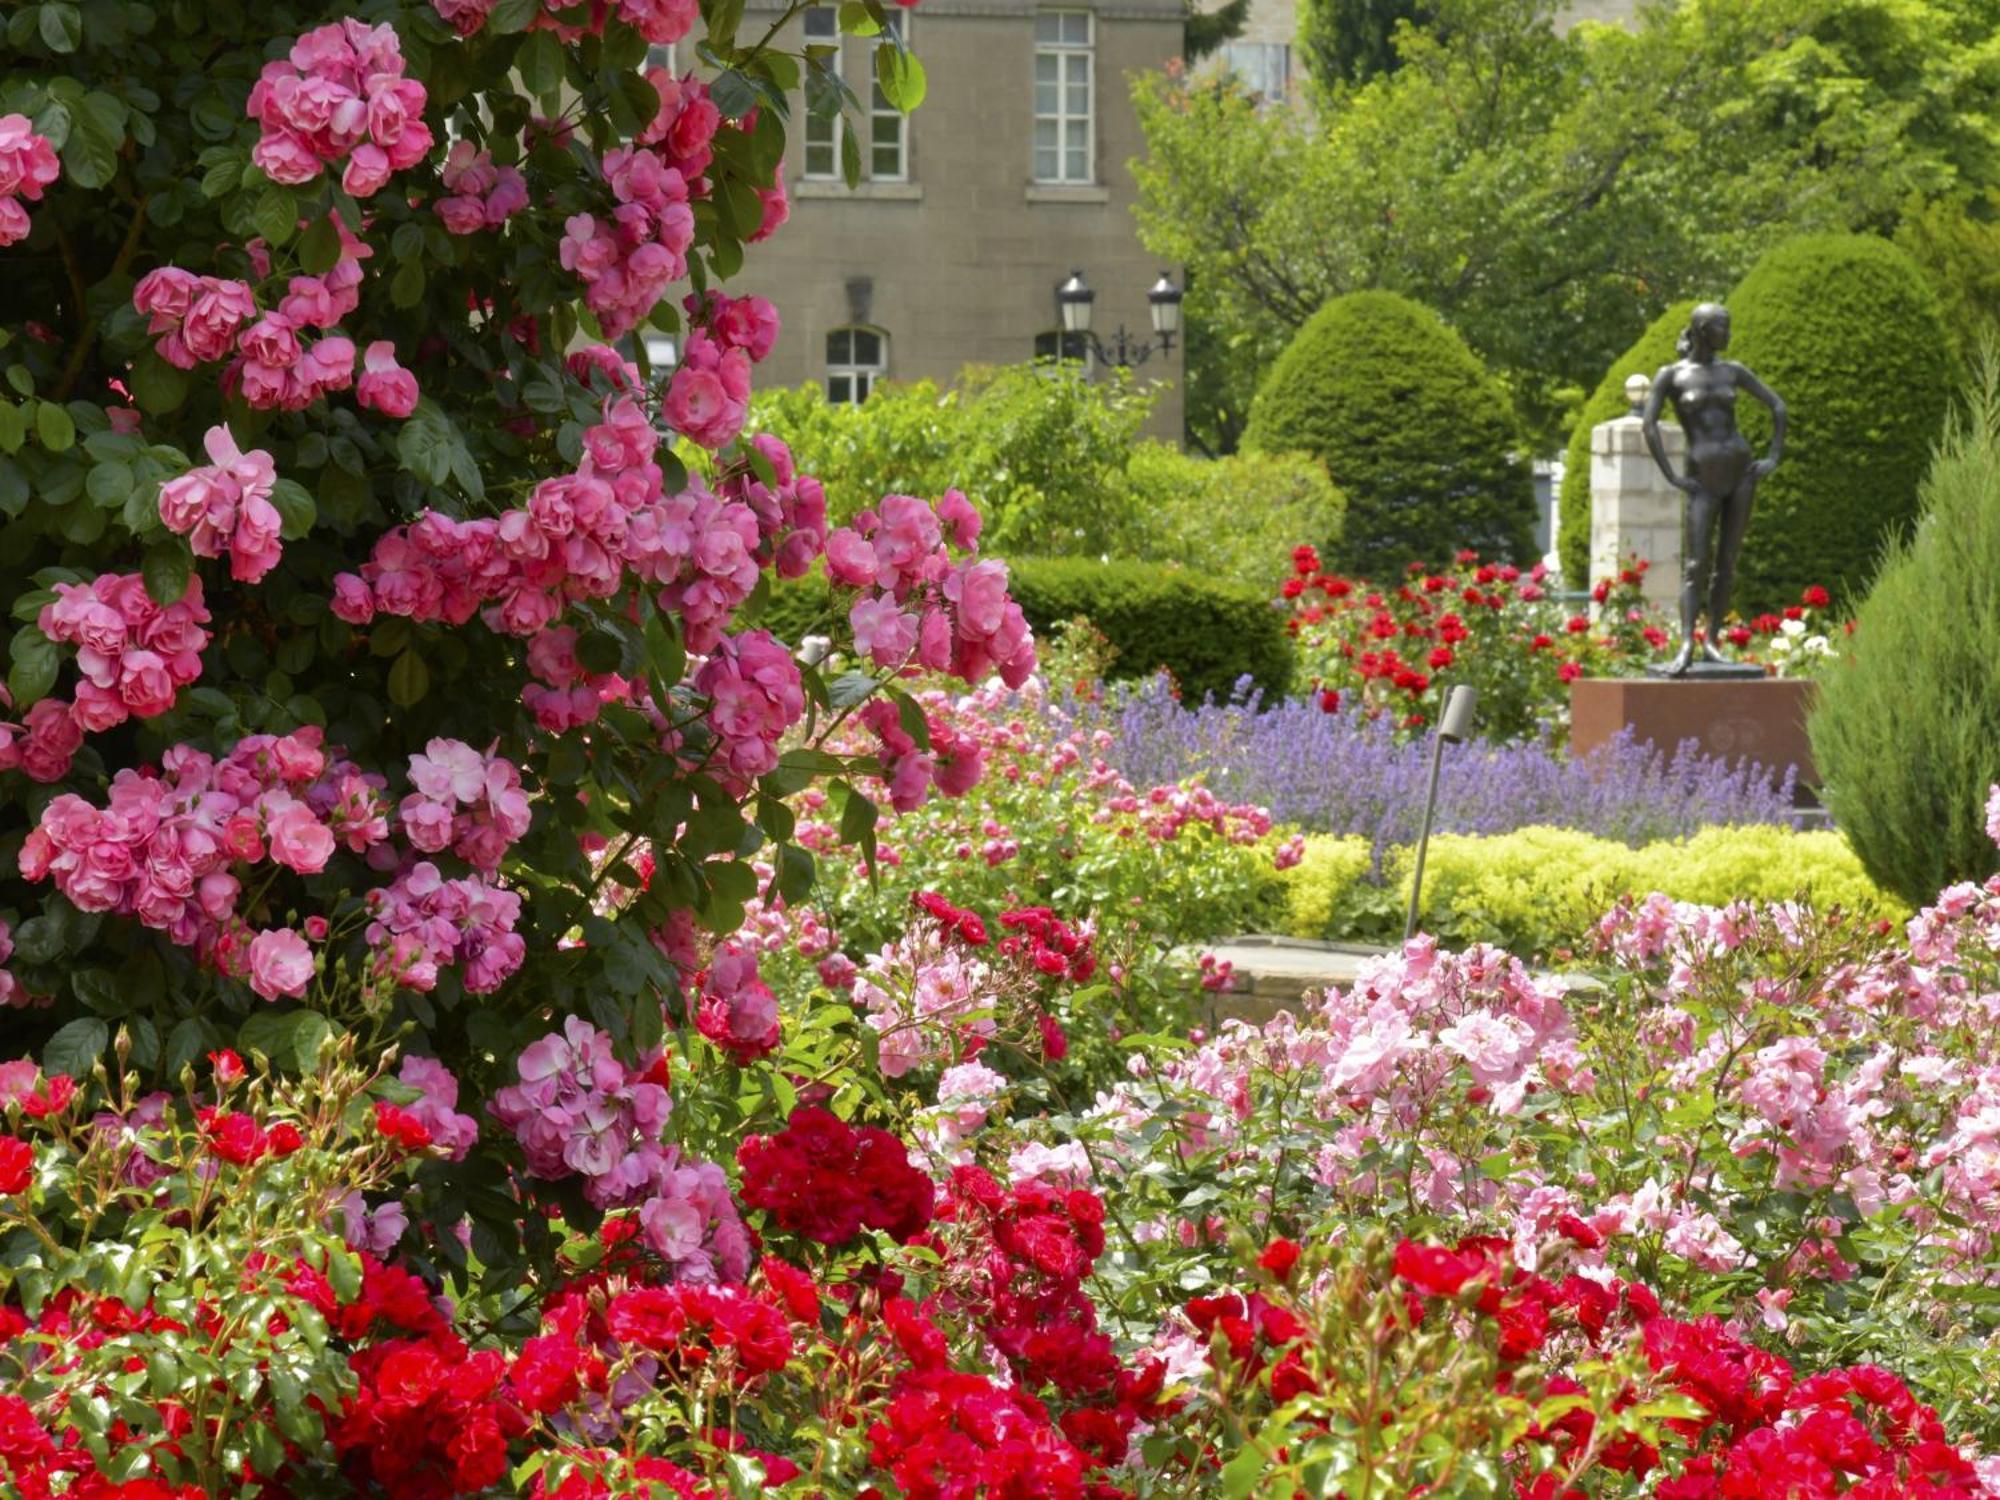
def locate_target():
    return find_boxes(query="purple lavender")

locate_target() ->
[1075,675,1800,861]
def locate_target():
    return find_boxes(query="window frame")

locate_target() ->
[867,11,910,182]
[801,7,845,181]
[1032,9,1095,186]
[826,326,888,405]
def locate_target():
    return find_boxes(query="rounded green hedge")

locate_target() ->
[1726,234,1954,611]
[1555,300,1698,589]
[1244,291,1537,576]
[754,557,1295,704]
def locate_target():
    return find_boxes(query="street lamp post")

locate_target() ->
[1053,270,1183,368]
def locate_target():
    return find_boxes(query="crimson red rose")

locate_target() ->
[0,1137,32,1196]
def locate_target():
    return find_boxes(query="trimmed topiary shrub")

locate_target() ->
[1726,234,1954,610]
[1810,360,2000,907]
[1556,301,1698,588]
[1007,558,1295,704]
[1243,291,1537,575]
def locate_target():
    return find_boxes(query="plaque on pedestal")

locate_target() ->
[1570,676,1819,797]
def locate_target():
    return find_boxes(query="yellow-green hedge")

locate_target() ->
[1278,826,1905,955]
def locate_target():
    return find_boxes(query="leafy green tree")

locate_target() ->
[1727,233,1954,609]
[1133,0,2000,452]
[1187,0,1253,60]
[1810,356,2000,907]
[1299,0,1436,89]
[1244,291,1535,573]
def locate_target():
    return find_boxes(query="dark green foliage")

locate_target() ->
[1007,558,1295,703]
[1299,0,1435,89]
[1727,234,1955,610]
[1243,291,1536,575]
[755,558,1294,703]
[1185,0,1251,61]
[1556,301,1698,587]
[1809,358,2000,907]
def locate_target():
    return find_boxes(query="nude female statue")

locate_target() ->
[1640,302,1787,677]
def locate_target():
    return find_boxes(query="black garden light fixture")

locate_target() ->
[1053,269,1183,367]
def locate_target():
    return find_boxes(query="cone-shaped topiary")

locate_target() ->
[1555,301,1699,588]
[1726,234,1954,611]
[1809,357,2000,908]
[1245,291,1536,576]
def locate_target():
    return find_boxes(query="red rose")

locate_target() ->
[0,1137,32,1196]
[1257,1237,1301,1281]
[1802,585,1831,607]
[374,1101,433,1152]
[209,1048,245,1084]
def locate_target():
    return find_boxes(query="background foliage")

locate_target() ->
[1811,356,2000,906]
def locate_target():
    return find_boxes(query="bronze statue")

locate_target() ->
[1640,302,1787,677]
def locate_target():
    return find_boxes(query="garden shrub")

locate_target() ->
[1276,835,1373,937]
[1278,824,1903,953]
[748,366,1156,555]
[1726,233,1954,610]
[1811,359,2000,906]
[1119,441,1345,590]
[1243,290,1537,575]
[1555,300,1698,588]
[1007,558,1295,703]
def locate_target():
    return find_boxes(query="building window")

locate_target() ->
[802,8,908,183]
[1033,330,1090,364]
[802,7,842,180]
[1220,41,1290,104]
[827,327,886,404]
[1034,10,1093,184]
[869,11,909,181]
[645,41,677,72]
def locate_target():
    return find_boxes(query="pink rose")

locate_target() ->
[248,927,314,1001]
[330,573,375,624]
[341,142,392,198]
[824,527,878,588]
[355,342,419,419]
[182,279,257,364]
[266,801,335,874]
[251,128,322,185]
[117,650,178,718]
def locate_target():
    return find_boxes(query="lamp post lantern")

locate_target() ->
[1050,270,1182,368]
[1405,685,1478,943]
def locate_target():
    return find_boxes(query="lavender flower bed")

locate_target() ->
[1079,676,1801,857]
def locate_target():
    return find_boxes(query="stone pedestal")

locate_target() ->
[1590,383,1683,607]
[1570,676,1819,795]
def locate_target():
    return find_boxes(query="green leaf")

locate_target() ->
[296,214,341,275]
[35,401,75,453]
[39,2,82,53]
[489,0,538,32]
[710,69,759,120]
[518,32,566,98]
[269,477,316,540]
[8,626,59,707]
[875,44,926,112]
[85,460,133,507]
[44,1017,109,1080]
[143,543,192,606]
[388,648,430,707]
[390,258,425,309]
[838,786,878,845]
[253,187,299,246]
[130,351,189,415]
[70,968,129,1017]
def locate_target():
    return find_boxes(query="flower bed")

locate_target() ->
[1283,546,1846,743]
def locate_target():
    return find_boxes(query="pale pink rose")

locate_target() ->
[330,573,375,624]
[248,927,314,1000]
[824,527,878,587]
[182,279,257,364]
[230,493,284,584]
[341,142,392,198]
[355,342,419,418]
[116,650,178,718]
[266,801,335,874]
[0,197,28,248]
[252,129,323,185]
[849,595,919,667]
[435,195,487,235]
[70,680,129,734]
[134,266,199,327]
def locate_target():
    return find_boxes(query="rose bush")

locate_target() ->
[1284,547,1846,743]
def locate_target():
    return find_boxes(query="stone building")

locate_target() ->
[734,0,1190,440]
